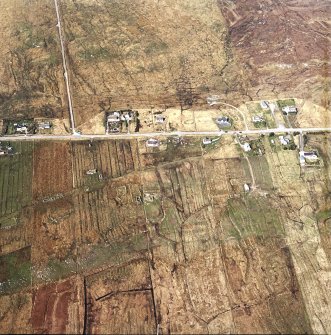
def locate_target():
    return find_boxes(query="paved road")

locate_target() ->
[0,127,330,142]
[54,0,76,133]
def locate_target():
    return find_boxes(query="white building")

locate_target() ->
[243,142,251,152]
[282,106,297,115]
[244,184,250,192]
[146,138,160,147]
[279,135,290,146]
[252,115,264,123]
[107,112,120,122]
[202,137,212,145]
[155,115,166,124]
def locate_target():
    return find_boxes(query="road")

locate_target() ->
[54,0,76,133]
[0,127,330,142]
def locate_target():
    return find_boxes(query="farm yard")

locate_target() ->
[0,135,330,333]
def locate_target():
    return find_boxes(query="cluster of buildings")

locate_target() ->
[106,110,136,133]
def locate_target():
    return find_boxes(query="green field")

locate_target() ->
[0,247,31,295]
[224,196,284,240]
[0,142,33,228]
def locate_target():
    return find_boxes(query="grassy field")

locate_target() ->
[0,247,31,295]
[225,196,284,240]
[0,142,33,228]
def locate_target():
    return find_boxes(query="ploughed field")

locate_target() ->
[0,135,330,334]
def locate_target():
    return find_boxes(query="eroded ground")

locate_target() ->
[0,0,329,128]
[0,134,330,334]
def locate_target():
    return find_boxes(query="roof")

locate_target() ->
[282,106,297,113]
[260,101,269,109]
[146,138,160,147]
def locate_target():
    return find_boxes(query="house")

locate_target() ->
[252,115,264,123]
[242,142,251,152]
[107,112,120,123]
[146,138,160,147]
[303,151,319,162]
[202,137,212,145]
[279,135,290,146]
[38,121,51,129]
[216,116,231,128]
[282,106,297,115]
[260,101,269,109]
[16,126,27,133]
[299,151,319,166]
[121,111,133,122]
[155,115,166,124]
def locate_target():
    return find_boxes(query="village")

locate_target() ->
[0,98,323,170]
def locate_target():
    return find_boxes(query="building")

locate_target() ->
[242,142,251,152]
[16,126,27,133]
[252,115,264,123]
[299,151,319,166]
[107,112,120,123]
[207,95,220,106]
[279,135,290,146]
[146,138,160,147]
[303,151,319,161]
[244,184,250,192]
[38,121,51,129]
[260,101,269,109]
[155,115,166,124]
[282,106,297,115]
[202,137,212,145]
[216,116,231,128]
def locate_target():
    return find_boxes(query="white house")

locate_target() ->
[252,115,264,123]
[243,142,251,152]
[146,138,160,147]
[202,137,212,145]
[282,106,297,115]
[279,135,290,146]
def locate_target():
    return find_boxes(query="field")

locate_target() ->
[0,142,33,229]
[0,135,330,333]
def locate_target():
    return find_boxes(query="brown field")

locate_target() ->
[0,135,330,333]
[31,276,83,334]
[33,142,73,200]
